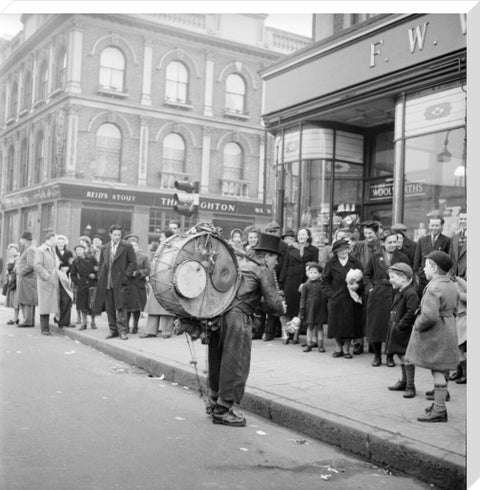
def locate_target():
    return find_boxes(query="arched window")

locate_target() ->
[99,47,126,92]
[22,72,32,111]
[38,61,48,101]
[34,131,44,184]
[9,82,18,119]
[165,61,188,103]
[225,74,246,113]
[222,142,246,196]
[161,133,185,188]
[223,142,243,180]
[20,138,29,188]
[95,123,122,181]
[7,145,14,191]
[55,47,67,89]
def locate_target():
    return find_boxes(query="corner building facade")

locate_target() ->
[262,13,466,245]
[0,13,310,248]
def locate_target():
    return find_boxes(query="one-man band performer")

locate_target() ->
[207,233,286,427]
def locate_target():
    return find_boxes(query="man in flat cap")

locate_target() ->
[16,232,37,328]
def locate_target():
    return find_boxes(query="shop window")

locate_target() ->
[4,211,16,247]
[9,82,18,119]
[54,47,67,90]
[21,207,37,237]
[95,123,122,182]
[34,132,44,184]
[6,145,14,191]
[37,61,48,101]
[225,74,246,114]
[148,209,195,236]
[160,133,186,188]
[99,46,126,93]
[369,129,394,177]
[165,61,188,104]
[222,142,247,197]
[22,72,32,111]
[404,127,466,240]
[19,138,29,188]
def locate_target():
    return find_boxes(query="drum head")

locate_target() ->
[174,260,207,299]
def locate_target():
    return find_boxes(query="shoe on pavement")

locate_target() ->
[91,324,97,329]
[119,333,128,340]
[417,409,448,423]
[343,352,353,359]
[105,332,119,339]
[318,346,326,353]
[403,387,416,398]
[212,407,246,427]
[455,376,466,384]
[353,343,363,355]
[332,351,343,358]
[388,380,406,391]
[371,357,382,367]
[386,356,396,367]
[303,345,312,352]
[139,333,157,338]
[41,330,51,336]
[18,323,34,328]
[78,325,87,331]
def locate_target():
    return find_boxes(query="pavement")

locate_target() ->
[3,304,466,489]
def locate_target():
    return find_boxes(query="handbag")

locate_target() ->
[2,281,8,296]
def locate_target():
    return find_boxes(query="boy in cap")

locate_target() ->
[386,262,419,398]
[405,251,459,422]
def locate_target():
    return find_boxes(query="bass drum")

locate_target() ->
[150,231,240,319]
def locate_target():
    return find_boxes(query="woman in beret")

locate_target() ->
[321,238,364,358]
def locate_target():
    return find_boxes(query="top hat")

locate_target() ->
[21,231,32,241]
[253,233,281,254]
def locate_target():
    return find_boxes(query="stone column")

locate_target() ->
[64,105,79,177]
[138,117,150,186]
[31,53,38,107]
[200,126,211,193]
[66,24,83,94]
[258,136,264,201]
[47,42,55,99]
[203,52,214,117]
[141,39,153,106]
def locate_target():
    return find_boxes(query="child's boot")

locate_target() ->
[403,364,416,398]
[388,364,406,391]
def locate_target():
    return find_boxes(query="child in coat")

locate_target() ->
[299,263,327,352]
[405,251,459,423]
[385,262,420,398]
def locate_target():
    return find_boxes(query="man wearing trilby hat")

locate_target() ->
[207,232,286,427]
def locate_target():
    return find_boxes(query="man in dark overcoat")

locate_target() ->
[413,216,451,294]
[93,224,137,340]
[16,231,37,328]
[449,208,466,279]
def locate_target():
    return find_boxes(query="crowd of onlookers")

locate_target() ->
[2,210,466,422]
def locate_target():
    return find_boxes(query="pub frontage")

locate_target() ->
[261,13,467,245]
[1,181,272,249]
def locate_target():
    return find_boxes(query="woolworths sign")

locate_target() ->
[368,181,425,202]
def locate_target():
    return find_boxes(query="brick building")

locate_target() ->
[0,13,310,249]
